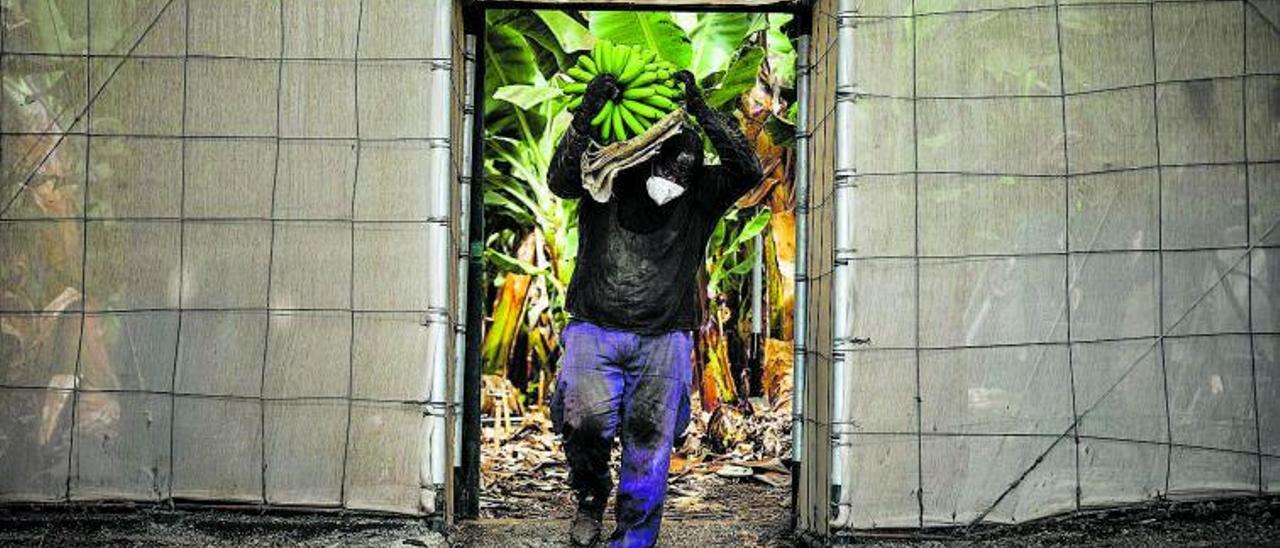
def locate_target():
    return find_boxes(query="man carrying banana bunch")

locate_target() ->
[546,59,763,548]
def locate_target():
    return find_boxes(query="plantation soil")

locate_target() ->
[1,495,1277,546]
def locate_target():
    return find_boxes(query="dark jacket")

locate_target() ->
[546,101,763,334]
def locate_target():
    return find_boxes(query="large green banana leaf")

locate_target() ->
[485,22,549,143]
[689,13,760,80]
[484,23,540,116]
[535,10,594,53]
[494,10,592,77]
[494,84,564,111]
[706,47,765,109]
[766,14,797,87]
[588,11,692,68]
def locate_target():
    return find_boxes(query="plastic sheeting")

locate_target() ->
[1,0,459,516]
[820,0,1280,531]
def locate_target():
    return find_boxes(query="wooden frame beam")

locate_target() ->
[468,0,805,13]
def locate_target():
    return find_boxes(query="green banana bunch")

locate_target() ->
[561,39,683,143]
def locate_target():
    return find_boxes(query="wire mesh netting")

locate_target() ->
[5,0,1278,532]
[804,0,1280,531]
[1,0,462,515]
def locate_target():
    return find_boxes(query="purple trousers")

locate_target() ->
[550,321,693,548]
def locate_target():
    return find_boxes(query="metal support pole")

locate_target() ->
[454,32,477,474]
[425,0,456,512]
[830,0,857,529]
[792,34,810,465]
[459,20,487,520]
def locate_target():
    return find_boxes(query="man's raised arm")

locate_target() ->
[547,74,619,199]
[674,70,764,214]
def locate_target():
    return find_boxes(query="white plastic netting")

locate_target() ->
[814,0,1279,530]
[1,0,461,515]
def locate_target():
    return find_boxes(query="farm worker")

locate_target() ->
[546,69,763,548]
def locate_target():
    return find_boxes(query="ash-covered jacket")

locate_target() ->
[546,99,763,334]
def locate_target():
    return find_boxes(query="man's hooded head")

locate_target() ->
[642,124,704,206]
[652,124,704,187]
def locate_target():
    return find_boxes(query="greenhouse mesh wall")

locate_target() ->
[0,0,462,516]
[822,0,1280,531]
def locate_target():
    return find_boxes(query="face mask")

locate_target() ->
[645,175,685,206]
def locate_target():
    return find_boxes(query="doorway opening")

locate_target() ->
[459,4,803,540]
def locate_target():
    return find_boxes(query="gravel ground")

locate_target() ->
[0,505,444,547]
[458,479,793,547]
[0,494,1276,547]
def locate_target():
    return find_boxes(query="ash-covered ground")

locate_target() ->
[0,494,1276,547]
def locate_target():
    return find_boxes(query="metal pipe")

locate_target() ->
[425,0,455,513]
[460,20,488,519]
[830,0,858,530]
[453,33,477,470]
[791,34,810,465]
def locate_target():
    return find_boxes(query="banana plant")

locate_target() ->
[480,11,586,397]
[695,206,773,409]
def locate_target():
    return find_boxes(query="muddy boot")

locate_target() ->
[569,493,606,546]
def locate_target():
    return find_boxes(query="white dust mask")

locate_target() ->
[645,175,685,206]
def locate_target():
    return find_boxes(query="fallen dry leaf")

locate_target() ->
[479,388,795,520]
[716,464,754,478]
[751,471,791,488]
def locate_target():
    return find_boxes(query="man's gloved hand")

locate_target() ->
[572,74,619,134]
[672,70,706,111]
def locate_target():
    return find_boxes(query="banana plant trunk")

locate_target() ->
[481,233,538,376]
[696,278,741,412]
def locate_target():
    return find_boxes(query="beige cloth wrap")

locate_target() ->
[580,108,687,203]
